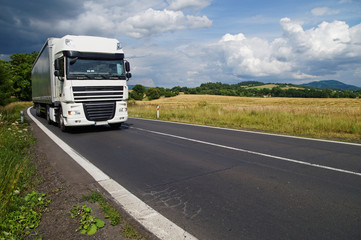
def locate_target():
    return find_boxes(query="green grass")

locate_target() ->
[0,102,49,239]
[128,95,361,143]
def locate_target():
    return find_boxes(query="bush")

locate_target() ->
[146,88,161,100]
[131,84,146,100]
[0,60,13,106]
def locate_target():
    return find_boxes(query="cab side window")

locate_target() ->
[58,57,65,77]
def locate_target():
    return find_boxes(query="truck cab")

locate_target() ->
[32,35,131,131]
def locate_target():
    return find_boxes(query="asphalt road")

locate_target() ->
[30,108,361,240]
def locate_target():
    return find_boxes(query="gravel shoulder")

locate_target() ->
[27,112,157,240]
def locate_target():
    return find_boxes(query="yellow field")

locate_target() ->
[248,84,278,89]
[128,95,361,143]
[248,84,302,90]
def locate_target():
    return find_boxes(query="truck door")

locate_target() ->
[54,57,65,101]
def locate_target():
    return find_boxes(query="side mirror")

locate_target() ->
[125,61,130,72]
[54,70,60,77]
[54,59,60,71]
[126,73,132,80]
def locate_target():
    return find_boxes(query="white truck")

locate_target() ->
[31,35,131,131]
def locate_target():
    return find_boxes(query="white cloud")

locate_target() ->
[311,7,340,16]
[217,33,292,77]
[209,18,361,80]
[121,8,212,38]
[280,18,351,59]
[167,0,211,11]
[28,0,212,39]
[126,17,361,87]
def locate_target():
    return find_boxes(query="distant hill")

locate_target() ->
[301,80,361,90]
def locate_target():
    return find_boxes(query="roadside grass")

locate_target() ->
[128,95,361,143]
[0,102,49,239]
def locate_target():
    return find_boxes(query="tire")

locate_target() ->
[35,104,41,117]
[57,108,67,132]
[46,106,52,124]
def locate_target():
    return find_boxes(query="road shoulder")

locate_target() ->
[27,109,156,240]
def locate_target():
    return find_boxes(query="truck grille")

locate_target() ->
[73,86,123,102]
[83,102,115,121]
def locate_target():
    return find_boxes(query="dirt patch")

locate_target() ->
[27,114,156,240]
[32,145,124,239]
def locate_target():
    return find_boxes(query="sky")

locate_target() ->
[1,0,361,88]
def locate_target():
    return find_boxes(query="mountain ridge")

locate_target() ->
[301,80,361,90]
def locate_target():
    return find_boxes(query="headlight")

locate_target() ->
[119,108,127,112]
[68,110,81,115]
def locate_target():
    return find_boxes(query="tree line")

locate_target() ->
[174,82,361,98]
[0,52,38,106]
[130,81,360,101]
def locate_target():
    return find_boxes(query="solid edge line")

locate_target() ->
[133,126,361,177]
[27,108,198,240]
[130,117,361,147]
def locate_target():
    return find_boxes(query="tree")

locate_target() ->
[146,88,161,100]
[0,60,13,106]
[131,84,146,100]
[9,52,38,101]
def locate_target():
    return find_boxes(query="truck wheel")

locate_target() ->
[57,108,67,132]
[46,106,52,124]
[59,113,67,132]
[35,104,41,117]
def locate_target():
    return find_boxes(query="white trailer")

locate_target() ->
[32,35,131,131]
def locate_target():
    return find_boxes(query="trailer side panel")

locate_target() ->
[32,42,52,104]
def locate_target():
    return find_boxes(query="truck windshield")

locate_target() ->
[67,58,125,80]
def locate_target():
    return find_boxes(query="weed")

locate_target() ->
[80,191,120,226]
[70,204,105,235]
[80,191,143,239]
[123,223,140,239]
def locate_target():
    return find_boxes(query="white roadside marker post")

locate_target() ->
[157,105,160,119]
[20,111,24,123]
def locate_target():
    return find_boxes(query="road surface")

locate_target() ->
[30,108,361,240]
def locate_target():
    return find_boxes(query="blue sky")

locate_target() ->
[1,0,361,87]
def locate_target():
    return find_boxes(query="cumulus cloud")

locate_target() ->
[120,8,212,38]
[217,33,292,77]
[213,18,361,80]
[0,0,212,50]
[26,0,212,40]
[167,0,211,11]
[126,17,361,87]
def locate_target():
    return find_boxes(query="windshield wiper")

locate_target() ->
[69,74,91,79]
[93,74,107,79]
[108,74,122,79]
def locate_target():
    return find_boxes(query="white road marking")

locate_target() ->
[27,108,198,240]
[131,117,361,147]
[133,126,361,177]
